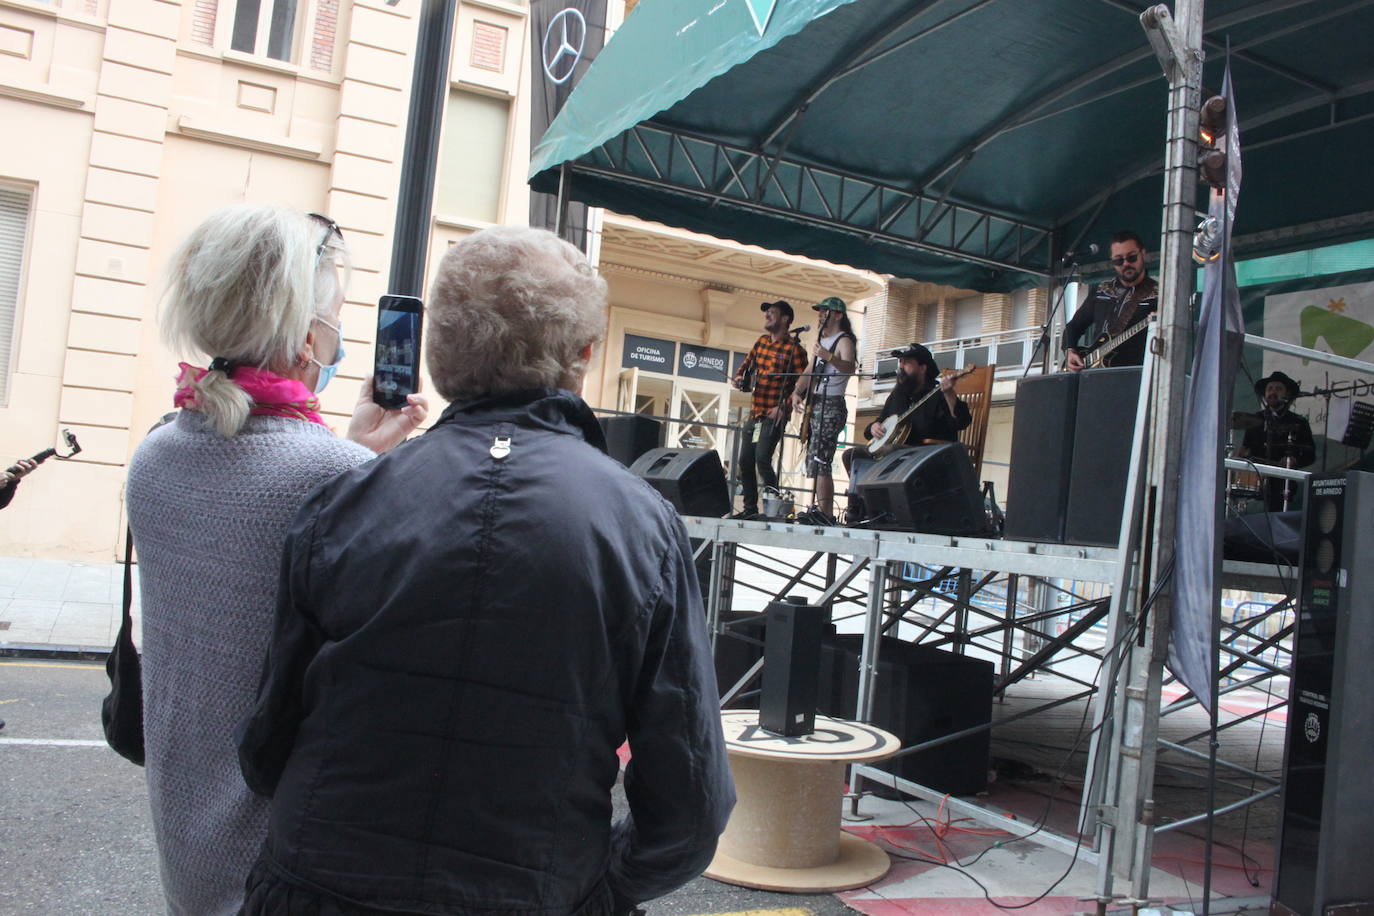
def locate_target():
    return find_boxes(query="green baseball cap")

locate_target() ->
[813,296,847,313]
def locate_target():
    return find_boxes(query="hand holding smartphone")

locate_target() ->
[373,294,424,409]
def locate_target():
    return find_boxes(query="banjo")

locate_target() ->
[868,365,976,458]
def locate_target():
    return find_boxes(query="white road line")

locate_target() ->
[0,738,109,747]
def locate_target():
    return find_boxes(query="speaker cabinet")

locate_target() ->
[1064,366,1140,547]
[819,635,993,796]
[1274,471,1374,916]
[759,598,824,736]
[598,415,663,467]
[629,447,730,518]
[715,610,839,706]
[1004,372,1078,543]
[856,442,985,535]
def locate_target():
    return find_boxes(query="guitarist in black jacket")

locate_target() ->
[1063,229,1158,370]
[842,343,971,522]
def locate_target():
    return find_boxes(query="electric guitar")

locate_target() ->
[1075,317,1154,369]
[868,365,977,458]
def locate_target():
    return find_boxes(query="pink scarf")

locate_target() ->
[174,362,328,427]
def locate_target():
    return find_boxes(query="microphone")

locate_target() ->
[1060,243,1099,264]
[789,325,811,334]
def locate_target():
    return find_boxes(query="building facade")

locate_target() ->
[0,0,901,560]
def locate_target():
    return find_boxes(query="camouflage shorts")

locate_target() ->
[804,396,847,478]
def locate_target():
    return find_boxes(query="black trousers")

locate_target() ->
[737,413,783,512]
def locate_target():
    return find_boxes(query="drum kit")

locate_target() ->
[1226,411,1300,511]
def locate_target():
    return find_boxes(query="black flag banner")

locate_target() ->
[529,0,608,251]
[1167,63,1244,712]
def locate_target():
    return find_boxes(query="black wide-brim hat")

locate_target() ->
[890,342,939,375]
[1254,370,1300,400]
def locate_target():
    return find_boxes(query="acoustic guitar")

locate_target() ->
[868,365,976,459]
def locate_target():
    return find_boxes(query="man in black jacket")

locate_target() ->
[238,226,735,916]
[1063,230,1158,370]
[842,343,971,522]
[1236,370,1316,510]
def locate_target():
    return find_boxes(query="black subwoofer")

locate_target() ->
[1064,366,1140,546]
[1004,372,1078,543]
[629,447,730,518]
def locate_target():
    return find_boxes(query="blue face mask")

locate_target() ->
[311,317,345,394]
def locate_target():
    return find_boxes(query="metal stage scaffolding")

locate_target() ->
[683,507,1300,899]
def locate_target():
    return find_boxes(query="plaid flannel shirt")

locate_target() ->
[742,334,807,418]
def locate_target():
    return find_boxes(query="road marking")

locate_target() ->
[0,661,102,669]
[0,698,19,705]
[685,911,814,916]
[0,738,109,747]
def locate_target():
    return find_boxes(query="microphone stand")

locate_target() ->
[1024,260,1083,378]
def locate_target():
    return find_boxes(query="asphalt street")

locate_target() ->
[0,658,857,916]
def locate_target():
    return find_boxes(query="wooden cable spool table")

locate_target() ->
[705,710,901,893]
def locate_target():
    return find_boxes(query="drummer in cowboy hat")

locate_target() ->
[1236,370,1316,509]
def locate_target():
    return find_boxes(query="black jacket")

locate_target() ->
[1241,407,1316,470]
[1062,276,1158,367]
[868,375,972,445]
[237,389,734,915]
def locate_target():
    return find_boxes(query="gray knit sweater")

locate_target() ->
[126,410,374,916]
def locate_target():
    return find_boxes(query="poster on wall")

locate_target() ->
[678,344,731,383]
[1261,281,1374,440]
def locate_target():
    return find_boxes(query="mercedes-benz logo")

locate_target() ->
[542,8,586,86]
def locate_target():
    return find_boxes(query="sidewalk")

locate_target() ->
[0,556,136,656]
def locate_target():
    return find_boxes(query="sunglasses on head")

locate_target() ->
[307,212,344,258]
[1111,251,1141,266]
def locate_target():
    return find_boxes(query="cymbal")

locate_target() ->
[1229,411,1263,431]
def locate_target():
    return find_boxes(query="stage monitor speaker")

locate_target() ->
[1274,471,1374,916]
[1003,372,1078,543]
[1064,366,1141,547]
[598,415,663,467]
[629,447,730,518]
[760,597,824,737]
[856,442,985,535]
[819,635,992,797]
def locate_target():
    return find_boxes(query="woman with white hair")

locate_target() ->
[126,203,427,915]
[236,225,734,915]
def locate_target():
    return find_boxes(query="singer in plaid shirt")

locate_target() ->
[730,301,806,518]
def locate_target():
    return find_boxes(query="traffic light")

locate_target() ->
[1198,94,1228,188]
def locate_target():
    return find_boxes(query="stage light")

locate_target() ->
[1198,94,1228,188]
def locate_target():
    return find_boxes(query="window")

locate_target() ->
[436,90,510,224]
[0,186,32,405]
[231,0,298,61]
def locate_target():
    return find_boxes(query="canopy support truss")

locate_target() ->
[575,122,1056,277]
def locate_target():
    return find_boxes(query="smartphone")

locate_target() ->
[372,294,424,409]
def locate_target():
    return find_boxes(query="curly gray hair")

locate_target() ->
[427,226,607,400]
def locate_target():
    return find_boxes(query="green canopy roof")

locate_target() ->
[530,0,1374,292]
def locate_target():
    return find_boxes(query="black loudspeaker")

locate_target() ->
[1004,372,1078,542]
[598,415,663,467]
[760,598,824,737]
[715,611,840,706]
[1064,366,1140,547]
[856,442,984,535]
[819,635,993,796]
[629,447,730,518]
[1274,472,1374,916]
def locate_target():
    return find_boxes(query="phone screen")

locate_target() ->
[373,296,423,409]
